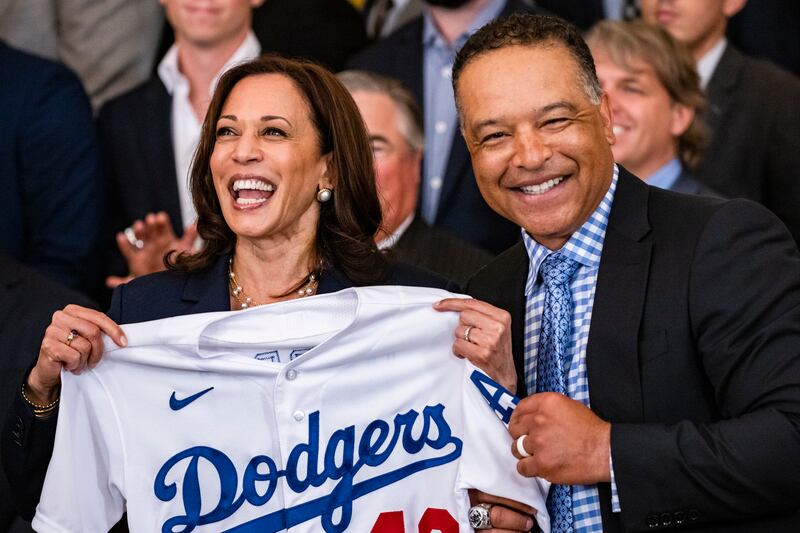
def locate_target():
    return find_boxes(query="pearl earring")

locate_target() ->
[317,187,333,203]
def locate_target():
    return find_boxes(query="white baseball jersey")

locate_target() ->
[34,286,550,533]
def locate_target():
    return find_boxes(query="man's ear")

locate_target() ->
[669,102,694,137]
[722,0,747,18]
[599,92,615,145]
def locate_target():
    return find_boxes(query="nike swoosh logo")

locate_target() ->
[169,387,214,411]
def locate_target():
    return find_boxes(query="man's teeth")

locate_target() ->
[520,176,565,195]
[232,179,275,192]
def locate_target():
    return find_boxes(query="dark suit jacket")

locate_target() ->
[347,0,547,254]
[0,42,104,295]
[0,256,97,532]
[668,168,719,197]
[1,255,455,525]
[391,217,493,287]
[96,76,183,277]
[696,45,800,244]
[468,169,800,531]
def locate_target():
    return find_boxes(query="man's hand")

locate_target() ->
[469,490,536,532]
[106,212,198,288]
[434,298,517,394]
[509,392,611,485]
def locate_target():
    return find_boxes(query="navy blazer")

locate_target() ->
[2,255,457,523]
[347,0,548,254]
[468,169,800,531]
[108,254,458,323]
[0,42,104,294]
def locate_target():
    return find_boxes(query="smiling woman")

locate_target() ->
[170,55,389,301]
[4,55,459,525]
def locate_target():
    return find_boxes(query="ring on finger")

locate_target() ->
[516,434,532,458]
[468,502,493,529]
[464,325,473,343]
[65,329,78,347]
[124,226,144,249]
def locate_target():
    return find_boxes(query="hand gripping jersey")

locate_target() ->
[34,286,550,533]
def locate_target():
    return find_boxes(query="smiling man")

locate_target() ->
[452,13,800,532]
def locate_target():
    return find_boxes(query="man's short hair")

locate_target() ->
[452,14,603,109]
[338,70,424,152]
[586,20,708,169]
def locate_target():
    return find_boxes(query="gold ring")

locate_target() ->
[65,329,78,347]
[464,325,473,343]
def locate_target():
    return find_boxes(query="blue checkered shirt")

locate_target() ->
[522,166,621,531]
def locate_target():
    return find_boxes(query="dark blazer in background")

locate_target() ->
[0,256,97,533]
[96,76,182,278]
[468,170,800,531]
[535,0,605,30]
[726,0,800,77]
[696,45,800,243]
[0,42,104,295]
[669,168,719,196]
[348,0,547,254]
[2,255,456,527]
[391,217,493,287]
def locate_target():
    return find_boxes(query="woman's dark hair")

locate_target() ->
[168,54,387,285]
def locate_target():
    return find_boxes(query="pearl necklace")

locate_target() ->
[228,256,318,309]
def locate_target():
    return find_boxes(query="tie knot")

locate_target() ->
[540,253,580,287]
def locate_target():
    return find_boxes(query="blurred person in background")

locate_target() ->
[641,0,800,242]
[0,41,104,297]
[339,69,492,286]
[587,20,716,195]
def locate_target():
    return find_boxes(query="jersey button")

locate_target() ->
[286,369,298,381]
[293,410,305,422]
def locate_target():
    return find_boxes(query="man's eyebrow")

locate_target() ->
[540,101,578,114]
[369,134,389,144]
[472,118,502,131]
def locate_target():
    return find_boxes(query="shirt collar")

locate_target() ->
[158,31,261,96]
[696,37,727,89]
[644,157,682,191]
[422,0,505,49]
[522,164,619,295]
[377,213,415,250]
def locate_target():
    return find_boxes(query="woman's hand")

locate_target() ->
[26,305,127,404]
[434,298,517,394]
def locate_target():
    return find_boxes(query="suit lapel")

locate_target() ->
[182,254,232,312]
[437,135,471,221]
[141,78,183,230]
[705,46,742,134]
[586,170,651,422]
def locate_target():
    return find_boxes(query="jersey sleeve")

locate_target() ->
[32,369,126,531]
[456,363,551,533]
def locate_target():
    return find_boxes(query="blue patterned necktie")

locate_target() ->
[537,252,580,533]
